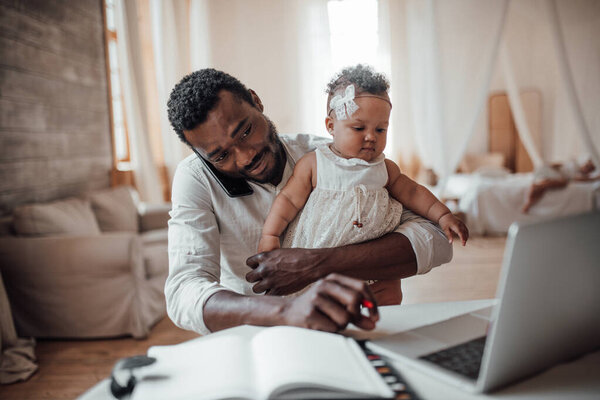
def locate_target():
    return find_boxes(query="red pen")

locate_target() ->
[361,299,376,318]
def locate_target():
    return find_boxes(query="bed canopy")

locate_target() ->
[112,0,598,202]
[400,0,600,196]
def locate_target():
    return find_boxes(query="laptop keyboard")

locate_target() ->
[419,336,487,380]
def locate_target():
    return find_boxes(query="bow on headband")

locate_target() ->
[329,84,359,120]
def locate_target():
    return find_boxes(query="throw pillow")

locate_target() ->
[12,197,101,236]
[88,186,138,232]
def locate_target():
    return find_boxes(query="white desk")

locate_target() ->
[78,300,600,400]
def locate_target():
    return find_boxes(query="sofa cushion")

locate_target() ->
[88,186,138,232]
[12,197,101,236]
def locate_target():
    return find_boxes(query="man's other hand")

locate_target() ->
[281,273,379,332]
[246,248,325,295]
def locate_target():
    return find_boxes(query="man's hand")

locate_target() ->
[439,213,469,246]
[246,248,325,295]
[369,279,403,306]
[281,273,379,332]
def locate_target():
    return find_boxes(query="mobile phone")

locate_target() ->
[193,149,254,198]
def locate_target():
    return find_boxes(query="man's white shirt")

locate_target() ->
[166,134,452,334]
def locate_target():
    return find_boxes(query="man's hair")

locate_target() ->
[167,68,255,145]
[326,64,390,110]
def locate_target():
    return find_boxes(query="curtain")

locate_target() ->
[189,0,212,70]
[543,0,600,168]
[478,0,600,165]
[189,0,333,137]
[150,0,192,184]
[380,0,417,174]
[294,0,334,137]
[386,0,599,183]
[400,0,509,193]
[114,0,163,203]
[121,0,599,191]
[500,41,545,169]
[146,0,333,147]
[117,0,332,198]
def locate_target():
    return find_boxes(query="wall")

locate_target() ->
[0,0,112,216]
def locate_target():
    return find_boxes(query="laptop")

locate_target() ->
[367,210,600,393]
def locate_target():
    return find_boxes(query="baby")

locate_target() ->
[258,65,468,304]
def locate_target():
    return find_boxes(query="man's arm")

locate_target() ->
[246,215,452,296]
[167,160,380,335]
[166,163,231,335]
[203,273,379,333]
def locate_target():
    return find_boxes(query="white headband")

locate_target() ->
[328,84,392,120]
[329,84,359,120]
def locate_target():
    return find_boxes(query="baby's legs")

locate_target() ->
[369,279,403,306]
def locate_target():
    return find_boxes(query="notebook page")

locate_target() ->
[131,334,257,400]
[252,327,392,399]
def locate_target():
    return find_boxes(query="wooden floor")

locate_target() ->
[402,235,507,305]
[0,236,506,400]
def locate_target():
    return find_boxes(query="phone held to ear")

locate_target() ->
[193,149,254,198]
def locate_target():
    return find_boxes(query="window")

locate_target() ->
[327,0,380,71]
[327,0,393,153]
[103,0,131,169]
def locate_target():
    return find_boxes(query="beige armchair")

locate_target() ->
[0,186,170,339]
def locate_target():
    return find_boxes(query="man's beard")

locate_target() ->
[242,116,286,184]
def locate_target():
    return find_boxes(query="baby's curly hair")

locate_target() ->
[167,68,254,145]
[326,64,390,112]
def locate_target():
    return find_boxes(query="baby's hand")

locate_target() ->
[257,235,281,253]
[439,213,469,246]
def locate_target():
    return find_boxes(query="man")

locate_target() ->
[166,68,452,335]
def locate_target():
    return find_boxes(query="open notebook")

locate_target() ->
[130,325,394,400]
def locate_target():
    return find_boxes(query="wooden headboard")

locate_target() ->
[488,90,541,173]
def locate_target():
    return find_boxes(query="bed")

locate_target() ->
[449,172,600,235]
[447,92,600,235]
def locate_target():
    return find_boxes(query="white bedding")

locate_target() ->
[447,173,600,235]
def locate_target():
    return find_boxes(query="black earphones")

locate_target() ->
[110,355,156,399]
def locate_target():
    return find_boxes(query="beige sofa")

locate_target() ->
[0,186,170,339]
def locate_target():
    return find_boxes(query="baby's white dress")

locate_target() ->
[282,143,403,249]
